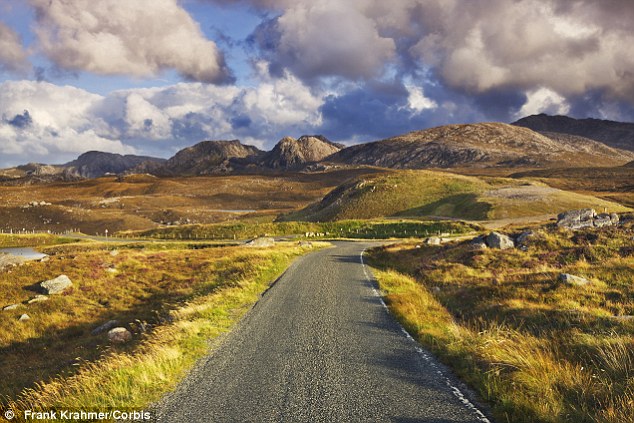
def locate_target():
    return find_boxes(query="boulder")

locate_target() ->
[108,327,132,343]
[557,209,596,230]
[39,275,73,295]
[18,313,30,321]
[27,295,49,304]
[245,237,275,248]
[486,232,515,250]
[92,320,120,336]
[424,237,442,246]
[559,273,591,286]
[2,304,21,311]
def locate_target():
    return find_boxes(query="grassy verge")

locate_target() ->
[367,223,634,423]
[119,219,479,240]
[1,239,321,420]
[0,233,77,248]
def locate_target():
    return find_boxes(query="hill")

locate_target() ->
[327,123,632,169]
[65,151,165,178]
[261,135,343,169]
[282,170,628,222]
[513,114,634,152]
[154,140,263,175]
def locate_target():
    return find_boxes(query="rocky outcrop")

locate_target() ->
[152,140,263,175]
[261,135,343,169]
[557,209,619,229]
[39,275,73,295]
[65,151,165,178]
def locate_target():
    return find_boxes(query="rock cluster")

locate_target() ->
[470,230,535,251]
[557,209,619,230]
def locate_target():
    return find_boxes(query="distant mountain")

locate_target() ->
[513,114,634,152]
[327,123,633,169]
[155,140,264,175]
[261,135,343,169]
[65,151,165,178]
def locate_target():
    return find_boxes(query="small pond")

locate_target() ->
[0,247,47,260]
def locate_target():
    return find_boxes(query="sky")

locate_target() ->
[1,0,634,166]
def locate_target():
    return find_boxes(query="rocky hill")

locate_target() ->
[327,123,633,169]
[65,151,165,178]
[152,140,264,175]
[513,114,634,152]
[261,135,343,169]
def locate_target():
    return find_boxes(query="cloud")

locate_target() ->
[0,22,30,74]
[0,81,135,166]
[30,0,232,83]
[239,0,634,118]
[250,0,395,81]
[0,72,324,166]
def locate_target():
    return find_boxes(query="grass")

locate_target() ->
[0,233,77,248]
[366,221,634,423]
[284,170,628,222]
[1,237,321,418]
[119,219,479,240]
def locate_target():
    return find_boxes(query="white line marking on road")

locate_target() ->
[360,248,492,423]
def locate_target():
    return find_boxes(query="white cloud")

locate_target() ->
[30,0,231,83]
[0,81,136,166]
[515,87,571,120]
[0,22,30,74]
[0,74,325,166]
[405,85,437,113]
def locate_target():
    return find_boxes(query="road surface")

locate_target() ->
[156,242,492,422]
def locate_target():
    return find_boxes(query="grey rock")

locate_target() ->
[594,213,613,227]
[18,313,30,321]
[298,241,313,248]
[109,249,120,257]
[27,295,49,304]
[557,208,596,230]
[40,275,73,294]
[559,273,591,286]
[92,320,120,336]
[486,232,515,250]
[2,303,21,311]
[108,327,132,343]
[424,237,442,246]
[245,237,275,248]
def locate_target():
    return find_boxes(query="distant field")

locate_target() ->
[285,170,629,222]
[367,221,634,423]
[0,168,384,235]
[1,236,318,413]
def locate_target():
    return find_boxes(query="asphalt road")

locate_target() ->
[155,242,492,423]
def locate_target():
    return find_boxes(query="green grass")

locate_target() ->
[367,223,634,423]
[1,238,322,418]
[119,219,479,240]
[282,170,629,222]
[0,233,77,248]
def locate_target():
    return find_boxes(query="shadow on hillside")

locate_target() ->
[397,193,492,221]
